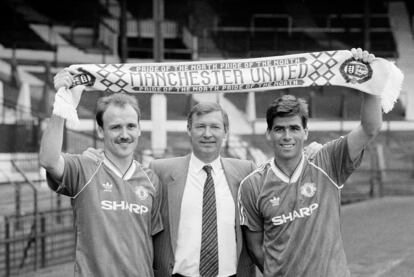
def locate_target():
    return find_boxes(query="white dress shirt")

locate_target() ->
[173,153,237,277]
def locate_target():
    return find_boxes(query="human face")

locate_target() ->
[188,111,228,163]
[266,115,308,163]
[98,104,141,162]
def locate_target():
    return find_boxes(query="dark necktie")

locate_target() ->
[200,165,219,277]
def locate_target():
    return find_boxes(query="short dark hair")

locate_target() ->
[266,94,309,130]
[187,102,229,132]
[95,93,141,128]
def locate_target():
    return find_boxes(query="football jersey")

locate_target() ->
[238,136,362,277]
[47,153,163,277]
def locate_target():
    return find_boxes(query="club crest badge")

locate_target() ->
[71,68,96,88]
[102,182,113,192]
[339,58,372,84]
[134,186,149,200]
[300,182,317,198]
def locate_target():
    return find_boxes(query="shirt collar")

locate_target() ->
[103,157,138,180]
[270,153,305,183]
[189,153,222,175]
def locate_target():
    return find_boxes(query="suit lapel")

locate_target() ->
[168,155,191,254]
[222,158,239,205]
[221,158,243,258]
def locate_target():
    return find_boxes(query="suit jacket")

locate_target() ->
[150,154,256,277]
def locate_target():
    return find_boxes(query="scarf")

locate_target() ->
[70,50,403,113]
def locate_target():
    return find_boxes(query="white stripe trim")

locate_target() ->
[139,163,156,190]
[71,160,104,199]
[238,162,269,225]
[239,160,269,186]
[103,158,123,178]
[308,160,344,190]
[238,188,246,225]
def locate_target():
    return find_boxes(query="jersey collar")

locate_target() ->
[270,154,305,183]
[103,157,137,180]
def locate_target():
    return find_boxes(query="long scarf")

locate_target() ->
[70,50,403,113]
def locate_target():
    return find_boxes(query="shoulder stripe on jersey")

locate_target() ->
[238,178,252,226]
[139,163,156,190]
[238,196,247,225]
[239,159,270,186]
[308,160,343,190]
[238,160,271,225]
[72,160,104,199]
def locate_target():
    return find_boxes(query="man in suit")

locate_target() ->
[150,102,256,277]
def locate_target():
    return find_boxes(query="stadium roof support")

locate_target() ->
[151,0,167,156]
[388,2,414,120]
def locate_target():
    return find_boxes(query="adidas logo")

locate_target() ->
[102,182,113,192]
[270,196,280,206]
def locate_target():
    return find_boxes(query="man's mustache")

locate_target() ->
[116,137,134,143]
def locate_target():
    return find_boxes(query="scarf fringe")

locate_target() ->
[381,61,404,113]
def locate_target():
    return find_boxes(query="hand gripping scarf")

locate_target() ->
[69,50,403,119]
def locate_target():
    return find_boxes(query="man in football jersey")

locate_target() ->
[238,48,382,276]
[39,69,162,277]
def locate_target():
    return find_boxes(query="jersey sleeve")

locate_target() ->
[46,154,84,197]
[46,153,100,197]
[147,169,163,236]
[317,135,363,186]
[238,176,263,232]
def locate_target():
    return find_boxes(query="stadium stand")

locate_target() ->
[26,0,108,27]
[200,0,397,58]
[24,0,114,54]
[127,37,193,60]
[0,1,54,51]
[118,0,196,60]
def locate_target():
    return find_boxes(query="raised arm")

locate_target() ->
[39,115,66,180]
[347,48,383,161]
[39,69,84,180]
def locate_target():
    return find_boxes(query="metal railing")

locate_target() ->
[0,208,74,277]
[199,12,396,58]
[10,161,38,219]
[99,18,119,56]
